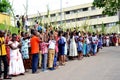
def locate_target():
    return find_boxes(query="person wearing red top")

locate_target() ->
[30,30,41,73]
[5,32,11,65]
[40,41,49,72]
[112,33,117,46]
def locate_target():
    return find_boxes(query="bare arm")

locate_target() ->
[9,44,18,50]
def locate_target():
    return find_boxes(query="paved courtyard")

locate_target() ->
[12,46,120,80]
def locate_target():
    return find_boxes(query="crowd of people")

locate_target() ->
[0,24,120,80]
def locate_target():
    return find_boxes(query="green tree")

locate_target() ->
[0,0,11,13]
[93,0,120,16]
[93,0,120,32]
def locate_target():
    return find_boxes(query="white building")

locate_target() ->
[28,3,120,33]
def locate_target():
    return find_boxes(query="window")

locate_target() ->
[65,11,70,14]
[81,17,87,20]
[58,13,62,16]
[72,10,78,13]
[90,16,97,19]
[72,19,75,22]
[57,21,61,24]
[70,10,78,14]
[76,18,81,21]
[66,20,71,23]
[44,15,47,18]
[106,22,116,27]
[51,22,54,24]
[83,8,88,11]
[78,9,83,12]
[91,6,96,10]
[51,14,56,17]
[90,15,105,19]
[93,25,97,28]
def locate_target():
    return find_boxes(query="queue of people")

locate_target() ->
[0,26,120,79]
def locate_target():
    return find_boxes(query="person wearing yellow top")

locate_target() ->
[0,36,7,56]
[0,30,11,80]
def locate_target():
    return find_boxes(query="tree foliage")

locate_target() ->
[93,0,120,16]
[0,0,11,13]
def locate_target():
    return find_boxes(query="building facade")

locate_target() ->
[0,13,10,25]
[28,3,119,33]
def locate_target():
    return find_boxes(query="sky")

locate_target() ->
[9,0,93,15]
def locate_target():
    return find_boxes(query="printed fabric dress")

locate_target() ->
[83,42,87,55]
[69,36,78,57]
[21,38,30,59]
[8,41,25,75]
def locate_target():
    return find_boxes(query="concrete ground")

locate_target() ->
[12,46,120,80]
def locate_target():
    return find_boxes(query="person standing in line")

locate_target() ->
[91,33,98,56]
[77,35,83,60]
[112,33,117,46]
[88,33,93,56]
[102,34,106,47]
[53,29,59,69]
[69,32,78,59]
[58,31,66,65]
[97,34,103,53]
[40,38,49,72]
[21,32,30,72]
[83,35,87,57]
[118,34,120,46]
[48,34,56,70]
[30,30,41,73]
[105,34,110,47]
[8,33,25,76]
[5,31,11,65]
[66,31,70,61]
[63,32,68,62]
[83,34,90,57]
[0,30,11,80]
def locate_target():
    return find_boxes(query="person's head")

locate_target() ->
[12,33,17,41]
[50,30,53,35]
[70,32,74,38]
[0,30,2,37]
[49,34,54,40]
[18,30,20,34]
[92,32,95,37]
[21,31,25,37]
[55,28,58,32]
[31,29,37,36]
[24,32,29,38]
[99,34,101,37]
[58,31,63,37]
[0,30,5,37]
[63,32,67,37]
[39,30,43,34]
[22,15,24,19]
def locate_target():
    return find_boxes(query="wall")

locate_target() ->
[0,13,10,25]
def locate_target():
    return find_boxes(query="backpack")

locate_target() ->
[58,37,65,46]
